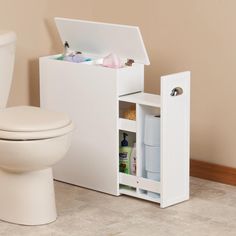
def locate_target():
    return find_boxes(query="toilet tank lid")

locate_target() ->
[0,106,71,132]
[0,31,16,46]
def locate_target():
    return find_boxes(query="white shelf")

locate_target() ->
[118,118,136,132]
[119,187,161,204]
[119,92,161,108]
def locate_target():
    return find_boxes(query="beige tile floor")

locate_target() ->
[1,177,236,236]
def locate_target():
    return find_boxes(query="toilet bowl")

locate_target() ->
[0,31,74,225]
[0,106,74,225]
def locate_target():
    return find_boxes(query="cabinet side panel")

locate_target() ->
[160,71,190,207]
[40,58,119,195]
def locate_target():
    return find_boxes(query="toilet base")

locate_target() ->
[0,168,57,225]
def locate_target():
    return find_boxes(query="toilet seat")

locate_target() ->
[0,106,74,140]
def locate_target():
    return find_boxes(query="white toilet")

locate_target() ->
[0,31,74,225]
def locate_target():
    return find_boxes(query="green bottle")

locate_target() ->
[119,133,132,174]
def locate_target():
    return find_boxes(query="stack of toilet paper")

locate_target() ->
[144,115,160,198]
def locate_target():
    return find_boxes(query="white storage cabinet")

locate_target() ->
[40,18,190,208]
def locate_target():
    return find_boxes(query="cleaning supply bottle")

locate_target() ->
[119,133,132,174]
[130,143,136,175]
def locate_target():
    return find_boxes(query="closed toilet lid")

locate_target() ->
[0,106,74,140]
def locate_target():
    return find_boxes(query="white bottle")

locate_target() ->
[130,143,136,175]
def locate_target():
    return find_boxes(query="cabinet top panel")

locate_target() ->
[55,17,150,65]
[119,92,161,107]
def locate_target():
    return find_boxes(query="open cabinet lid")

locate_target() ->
[55,17,150,65]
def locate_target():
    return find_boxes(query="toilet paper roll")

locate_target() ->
[144,115,160,146]
[145,145,160,173]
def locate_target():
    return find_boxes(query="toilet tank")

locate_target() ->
[0,31,16,108]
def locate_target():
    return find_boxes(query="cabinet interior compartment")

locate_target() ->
[119,130,136,176]
[51,53,136,68]
[118,96,161,203]
[119,101,136,120]
[119,101,136,133]
[51,53,101,65]
[136,104,161,199]
[136,104,160,179]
